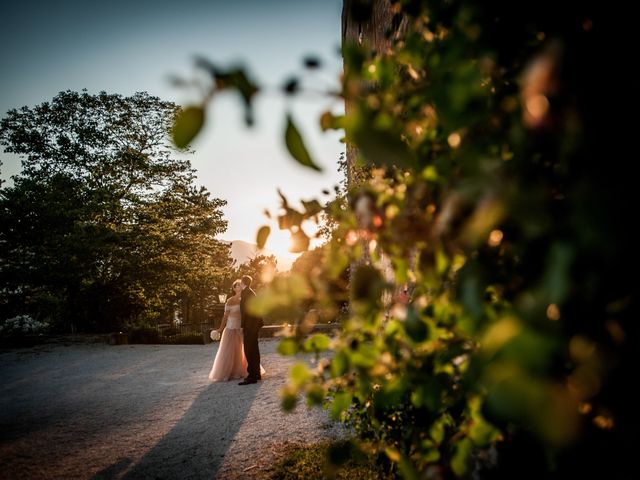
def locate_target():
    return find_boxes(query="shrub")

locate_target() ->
[0,315,49,337]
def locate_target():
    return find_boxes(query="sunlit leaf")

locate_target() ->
[290,363,311,387]
[303,333,331,352]
[327,248,349,280]
[285,114,322,171]
[451,438,472,477]
[350,344,379,369]
[481,316,522,356]
[468,396,502,447]
[459,195,506,248]
[385,447,401,462]
[277,338,298,356]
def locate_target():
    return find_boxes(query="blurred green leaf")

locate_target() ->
[327,248,349,280]
[306,384,325,406]
[172,106,204,149]
[351,265,385,303]
[350,344,379,369]
[256,225,270,250]
[304,333,331,352]
[211,67,258,126]
[451,438,472,477]
[542,242,574,304]
[285,114,322,171]
[214,67,258,105]
[404,307,430,343]
[351,118,414,168]
[410,378,442,411]
[330,350,350,377]
[422,165,439,181]
[281,387,298,412]
[374,378,407,409]
[468,403,501,446]
[277,338,299,356]
[331,392,352,420]
[291,363,311,387]
[320,111,345,131]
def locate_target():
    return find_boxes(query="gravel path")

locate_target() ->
[0,340,347,479]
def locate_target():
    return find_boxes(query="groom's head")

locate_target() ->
[241,275,253,289]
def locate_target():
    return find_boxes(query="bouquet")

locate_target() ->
[210,329,221,341]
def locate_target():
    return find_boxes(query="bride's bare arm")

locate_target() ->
[218,310,229,333]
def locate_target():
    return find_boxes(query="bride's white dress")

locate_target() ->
[208,303,265,381]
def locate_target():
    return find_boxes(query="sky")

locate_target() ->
[0,0,345,264]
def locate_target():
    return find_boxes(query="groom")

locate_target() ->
[239,275,263,385]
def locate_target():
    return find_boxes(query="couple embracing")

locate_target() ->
[208,275,265,385]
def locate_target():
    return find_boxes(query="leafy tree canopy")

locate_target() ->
[0,90,233,332]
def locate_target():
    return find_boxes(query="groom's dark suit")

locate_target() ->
[240,286,263,381]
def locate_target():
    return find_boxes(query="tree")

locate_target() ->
[234,254,278,291]
[0,90,233,332]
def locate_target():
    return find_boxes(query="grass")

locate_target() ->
[270,440,395,480]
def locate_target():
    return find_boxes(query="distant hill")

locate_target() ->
[223,240,294,271]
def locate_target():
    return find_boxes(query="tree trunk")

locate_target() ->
[341,0,405,187]
[342,0,409,304]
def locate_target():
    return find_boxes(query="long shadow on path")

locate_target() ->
[93,381,259,480]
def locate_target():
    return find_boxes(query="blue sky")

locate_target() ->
[0,0,345,260]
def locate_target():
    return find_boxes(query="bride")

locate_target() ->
[208,280,265,381]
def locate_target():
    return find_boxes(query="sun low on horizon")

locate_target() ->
[263,226,301,262]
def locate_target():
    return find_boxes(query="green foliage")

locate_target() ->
[0,315,49,338]
[181,1,632,478]
[233,253,278,292]
[0,90,233,332]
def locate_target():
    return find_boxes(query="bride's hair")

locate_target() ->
[230,279,242,295]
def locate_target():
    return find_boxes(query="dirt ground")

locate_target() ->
[0,340,347,479]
